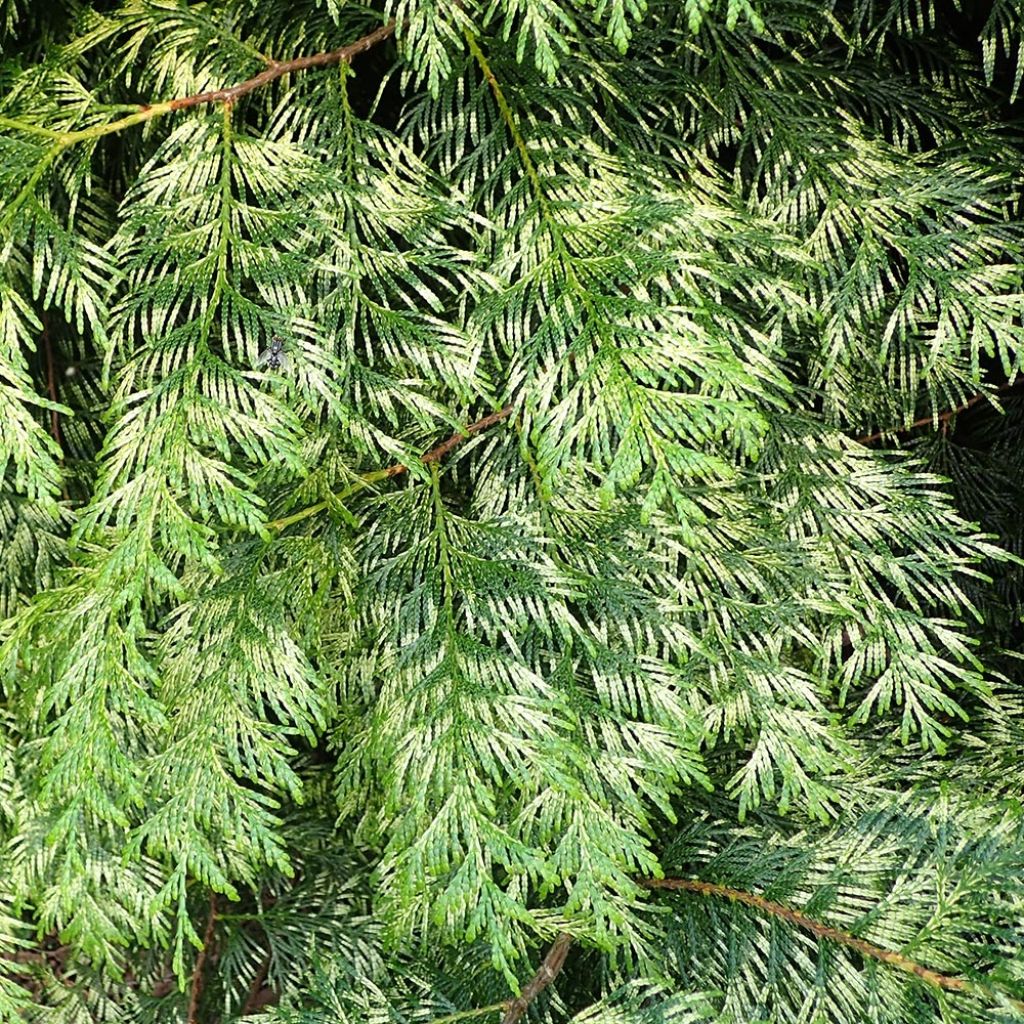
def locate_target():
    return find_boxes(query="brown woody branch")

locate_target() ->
[0,20,396,148]
[163,21,396,113]
[272,374,1024,531]
[375,402,516,482]
[240,952,274,1016]
[640,877,1024,1010]
[268,403,515,531]
[187,894,219,1024]
[501,932,573,1024]
[418,404,516,470]
[857,381,1019,445]
[460,878,1023,1020]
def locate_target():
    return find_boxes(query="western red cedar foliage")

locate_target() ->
[2,1,1024,1021]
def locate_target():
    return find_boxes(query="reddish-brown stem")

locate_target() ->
[641,877,1024,1009]
[2,20,397,148]
[501,932,573,1024]
[187,894,218,1024]
[165,21,395,113]
[373,402,517,482]
[416,403,516,471]
[240,953,273,1016]
[268,403,515,531]
[857,381,1018,445]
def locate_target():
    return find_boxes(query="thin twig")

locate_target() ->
[856,381,1018,445]
[2,21,395,150]
[41,320,62,450]
[501,932,573,1024]
[640,877,1024,1010]
[164,21,396,113]
[419,404,517,469]
[464,32,544,203]
[240,952,272,1016]
[417,932,573,1024]
[268,403,515,531]
[187,894,219,1024]
[40,318,69,500]
[432,1001,511,1024]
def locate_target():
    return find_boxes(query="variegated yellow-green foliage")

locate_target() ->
[2,1,1024,1022]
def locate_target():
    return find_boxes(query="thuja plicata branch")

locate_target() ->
[0,19,395,148]
[9,15,1012,1019]
[0,21,396,239]
[186,893,219,1024]
[268,404,515,531]
[437,877,1024,1024]
[501,932,574,1024]
[640,878,1024,1011]
[429,933,574,1024]
[857,381,1019,444]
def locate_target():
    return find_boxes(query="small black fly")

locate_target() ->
[256,337,291,372]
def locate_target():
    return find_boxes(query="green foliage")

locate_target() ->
[658,787,1024,1023]
[1,1,1024,1022]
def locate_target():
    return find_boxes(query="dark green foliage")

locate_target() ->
[2,1,1024,1022]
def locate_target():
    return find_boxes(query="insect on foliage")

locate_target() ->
[255,336,292,372]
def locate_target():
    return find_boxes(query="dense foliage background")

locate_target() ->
[3,1,1024,1021]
